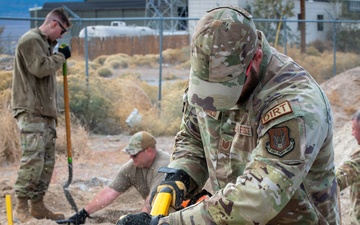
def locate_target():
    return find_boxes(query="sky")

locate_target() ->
[0,0,83,17]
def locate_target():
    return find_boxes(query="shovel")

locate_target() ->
[61,60,78,216]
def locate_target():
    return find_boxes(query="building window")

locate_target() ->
[317,14,324,31]
[348,1,360,12]
[297,14,301,31]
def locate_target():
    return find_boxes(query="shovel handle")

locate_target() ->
[63,61,78,213]
[63,61,72,162]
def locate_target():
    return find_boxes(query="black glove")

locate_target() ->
[58,43,71,59]
[68,208,89,225]
[150,167,194,210]
[116,212,154,225]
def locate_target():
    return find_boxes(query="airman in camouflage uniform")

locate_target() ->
[11,7,71,222]
[336,111,360,225]
[117,6,340,225]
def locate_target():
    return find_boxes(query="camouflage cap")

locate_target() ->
[188,6,258,111]
[123,131,156,156]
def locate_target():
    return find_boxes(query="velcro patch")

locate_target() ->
[220,138,231,152]
[205,110,220,120]
[265,126,295,157]
[261,101,293,125]
[235,123,252,136]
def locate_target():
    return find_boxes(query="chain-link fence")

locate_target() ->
[1,15,360,135]
[1,16,360,75]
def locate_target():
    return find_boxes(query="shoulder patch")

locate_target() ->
[265,126,295,157]
[205,110,221,120]
[261,101,293,125]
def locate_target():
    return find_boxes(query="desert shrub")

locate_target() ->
[104,53,130,69]
[96,66,113,77]
[162,47,189,65]
[125,79,187,136]
[277,46,360,83]
[56,115,90,158]
[175,60,191,70]
[308,39,332,53]
[93,55,108,65]
[110,76,155,130]
[0,111,20,165]
[131,54,159,68]
[110,61,126,69]
[66,58,97,76]
[4,46,360,140]
[163,73,177,80]
[0,70,12,91]
[57,74,121,134]
[333,23,360,54]
[333,51,360,74]
[0,91,21,165]
[0,88,89,165]
[306,46,321,57]
[89,61,100,70]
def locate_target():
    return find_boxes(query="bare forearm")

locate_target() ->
[84,186,122,215]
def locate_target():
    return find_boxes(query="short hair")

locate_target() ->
[352,111,360,123]
[49,7,71,27]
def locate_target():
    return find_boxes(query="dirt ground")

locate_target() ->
[1,67,360,225]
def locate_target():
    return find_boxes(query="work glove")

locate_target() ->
[116,212,162,225]
[58,43,71,59]
[67,208,89,225]
[150,167,193,210]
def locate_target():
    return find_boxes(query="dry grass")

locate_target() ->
[0,71,90,164]
[55,115,90,159]
[276,46,360,83]
[0,110,90,165]
[0,70,12,91]
[0,91,21,165]
[1,46,360,165]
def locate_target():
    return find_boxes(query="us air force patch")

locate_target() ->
[266,126,295,157]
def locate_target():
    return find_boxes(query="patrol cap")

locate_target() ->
[188,6,258,111]
[123,131,156,156]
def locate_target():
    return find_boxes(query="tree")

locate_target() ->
[250,0,296,46]
[330,0,360,20]
[327,0,360,54]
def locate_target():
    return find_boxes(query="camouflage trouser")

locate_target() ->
[14,112,57,200]
[350,182,360,225]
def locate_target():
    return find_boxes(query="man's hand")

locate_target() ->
[68,208,89,224]
[58,43,71,59]
[116,212,155,225]
[150,167,195,210]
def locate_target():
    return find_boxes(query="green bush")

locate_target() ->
[93,55,108,65]
[57,75,121,134]
[97,66,113,77]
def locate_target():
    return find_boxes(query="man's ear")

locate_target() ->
[253,48,263,63]
[252,48,263,73]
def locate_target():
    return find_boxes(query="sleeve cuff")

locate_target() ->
[162,202,215,225]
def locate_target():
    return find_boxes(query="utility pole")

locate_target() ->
[300,0,306,53]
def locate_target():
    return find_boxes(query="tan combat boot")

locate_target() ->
[14,197,33,223]
[30,196,65,220]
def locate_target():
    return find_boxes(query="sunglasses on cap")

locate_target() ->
[53,20,67,35]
